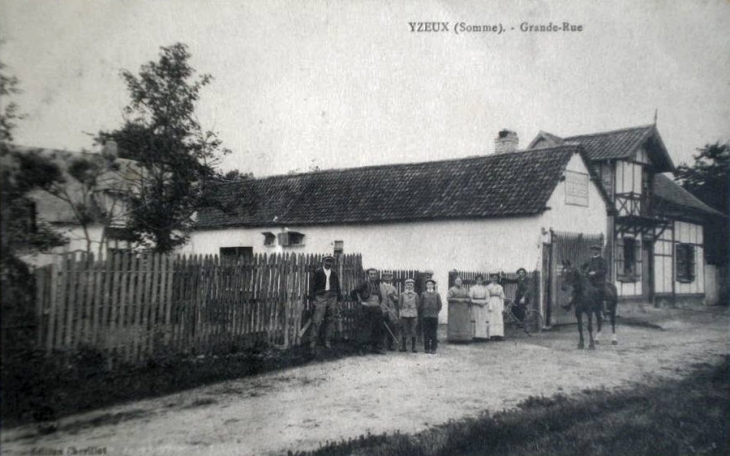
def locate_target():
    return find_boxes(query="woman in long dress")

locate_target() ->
[486,272,505,340]
[468,274,489,340]
[446,276,471,343]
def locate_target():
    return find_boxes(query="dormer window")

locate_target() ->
[262,232,276,247]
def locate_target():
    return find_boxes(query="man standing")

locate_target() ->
[309,254,342,349]
[379,271,399,351]
[351,268,385,354]
[582,244,608,309]
[513,268,532,321]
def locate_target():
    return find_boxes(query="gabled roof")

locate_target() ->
[652,174,725,218]
[529,125,675,173]
[197,145,592,229]
[528,131,566,149]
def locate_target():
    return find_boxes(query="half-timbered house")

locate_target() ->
[529,125,723,307]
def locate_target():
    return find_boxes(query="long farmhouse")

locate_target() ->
[185,125,722,324]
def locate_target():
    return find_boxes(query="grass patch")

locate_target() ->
[293,356,730,456]
[2,340,363,428]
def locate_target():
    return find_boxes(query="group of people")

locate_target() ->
[308,255,442,354]
[348,267,443,354]
[308,254,534,354]
[446,268,533,342]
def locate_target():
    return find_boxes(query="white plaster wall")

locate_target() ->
[541,153,608,235]
[705,264,718,305]
[654,226,673,294]
[186,217,548,323]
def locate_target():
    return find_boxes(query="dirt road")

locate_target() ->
[3,306,728,456]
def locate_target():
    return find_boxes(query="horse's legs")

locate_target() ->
[576,309,585,349]
[587,311,595,350]
[595,308,603,344]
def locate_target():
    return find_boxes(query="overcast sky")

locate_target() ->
[1,0,728,177]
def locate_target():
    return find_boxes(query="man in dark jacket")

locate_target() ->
[309,255,342,349]
[350,268,385,354]
[582,244,608,309]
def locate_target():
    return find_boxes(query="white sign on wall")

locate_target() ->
[565,171,589,206]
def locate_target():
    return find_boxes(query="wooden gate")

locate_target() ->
[546,230,604,326]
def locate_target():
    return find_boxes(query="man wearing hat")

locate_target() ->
[351,268,385,354]
[582,244,608,310]
[513,268,531,322]
[379,271,400,351]
[309,254,342,349]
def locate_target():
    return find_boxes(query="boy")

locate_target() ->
[399,278,419,352]
[420,279,442,354]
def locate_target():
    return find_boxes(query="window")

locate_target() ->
[334,240,344,254]
[104,226,135,255]
[675,243,696,283]
[624,237,637,275]
[220,246,253,261]
[616,236,641,282]
[277,231,305,247]
[565,171,589,206]
[262,232,276,247]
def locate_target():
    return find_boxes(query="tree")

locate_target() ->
[97,43,230,253]
[1,60,68,424]
[0,60,67,258]
[219,169,253,181]
[675,142,729,266]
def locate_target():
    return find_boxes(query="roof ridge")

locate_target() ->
[227,144,582,183]
[564,124,655,139]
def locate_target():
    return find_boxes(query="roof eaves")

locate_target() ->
[193,210,548,230]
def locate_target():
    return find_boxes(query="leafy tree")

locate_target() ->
[219,169,253,181]
[97,43,230,253]
[1,60,68,423]
[0,60,67,258]
[676,142,729,266]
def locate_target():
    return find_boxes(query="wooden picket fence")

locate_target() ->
[34,252,365,366]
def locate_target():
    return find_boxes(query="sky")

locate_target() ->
[1,0,729,178]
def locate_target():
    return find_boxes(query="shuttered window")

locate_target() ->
[675,243,696,283]
[277,231,305,247]
[616,236,641,282]
[262,232,276,246]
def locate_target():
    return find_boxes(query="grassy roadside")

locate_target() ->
[295,356,730,456]
[1,340,361,429]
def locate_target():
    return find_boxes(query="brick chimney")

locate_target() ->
[494,129,519,154]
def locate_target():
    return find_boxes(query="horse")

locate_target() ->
[560,260,618,349]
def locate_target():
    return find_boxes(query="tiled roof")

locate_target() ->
[197,145,584,228]
[531,125,675,172]
[652,174,724,218]
[563,125,655,161]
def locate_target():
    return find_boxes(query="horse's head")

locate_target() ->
[560,260,582,292]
